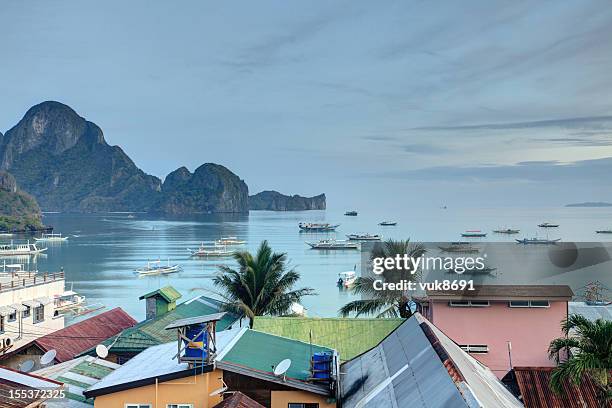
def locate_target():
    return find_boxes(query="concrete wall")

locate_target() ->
[430,300,567,378]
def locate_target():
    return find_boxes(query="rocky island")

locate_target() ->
[249,191,326,211]
[0,171,46,232]
[0,101,324,214]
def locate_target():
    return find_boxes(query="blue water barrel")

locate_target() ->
[183,324,208,359]
[312,352,333,379]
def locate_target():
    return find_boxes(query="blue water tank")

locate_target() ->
[312,352,333,379]
[183,324,208,359]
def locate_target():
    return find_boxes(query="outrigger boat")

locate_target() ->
[538,222,559,228]
[344,211,358,216]
[135,259,182,275]
[298,222,340,232]
[379,221,397,226]
[215,237,245,246]
[0,241,47,256]
[516,238,561,245]
[306,239,359,250]
[34,233,68,242]
[0,262,36,277]
[596,229,612,234]
[337,270,357,287]
[54,287,87,312]
[346,233,381,241]
[493,228,520,234]
[461,230,487,238]
[188,244,234,257]
[438,242,480,253]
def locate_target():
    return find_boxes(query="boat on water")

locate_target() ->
[54,287,87,312]
[344,211,358,216]
[0,233,13,237]
[461,230,487,238]
[337,270,357,287]
[0,262,36,277]
[188,244,234,257]
[379,221,397,226]
[0,241,47,256]
[438,242,480,253]
[34,233,68,242]
[306,239,359,250]
[516,238,561,245]
[135,259,182,275]
[596,229,612,234]
[298,222,340,232]
[346,233,381,241]
[538,222,559,228]
[493,228,520,234]
[215,236,246,246]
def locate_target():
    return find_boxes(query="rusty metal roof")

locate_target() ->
[427,285,574,300]
[213,391,265,408]
[514,367,611,408]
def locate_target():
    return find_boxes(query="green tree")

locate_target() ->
[339,239,426,318]
[212,240,315,328]
[548,314,612,405]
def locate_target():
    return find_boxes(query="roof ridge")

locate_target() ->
[247,327,334,351]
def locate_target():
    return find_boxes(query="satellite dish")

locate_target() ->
[209,386,228,397]
[274,359,292,377]
[20,360,34,373]
[40,349,57,365]
[95,344,109,359]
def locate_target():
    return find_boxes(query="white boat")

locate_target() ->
[306,240,359,250]
[438,242,480,253]
[379,221,397,226]
[0,262,36,277]
[54,288,87,312]
[215,236,246,246]
[337,270,357,287]
[516,238,561,245]
[346,233,381,241]
[0,233,13,237]
[188,244,234,257]
[0,241,47,256]
[34,233,68,242]
[299,222,340,232]
[135,259,182,275]
[538,222,559,228]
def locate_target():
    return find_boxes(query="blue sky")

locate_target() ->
[1,1,612,209]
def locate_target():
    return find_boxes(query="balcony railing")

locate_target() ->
[0,272,65,293]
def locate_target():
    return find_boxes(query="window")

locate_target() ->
[167,405,193,408]
[509,300,550,308]
[449,300,489,307]
[0,316,4,333]
[125,405,151,408]
[459,344,489,354]
[23,306,30,318]
[8,311,16,322]
[33,305,44,323]
[288,404,319,408]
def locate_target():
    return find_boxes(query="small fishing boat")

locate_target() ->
[306,240,359,250]
[379,221,397,226]
[346,233,381,241]
[516,238,561,245]
[337,270,357,287]
[596,229,612,234]
[135,259,182,275]
[493,228,520,234]
[344,211,358,216]
[438,242,480,253]
[0,233,13,237]
[0,262,36,277]
[215,236,246,246]
[0,241,47,256]
[188,244,234,257]
[298,222,340,232]
[538,222,559,228]
[461,230,487,238]
[54,287,87,313]
[34,233,68,242]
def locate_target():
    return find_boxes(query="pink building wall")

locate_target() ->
[429,300,567,378]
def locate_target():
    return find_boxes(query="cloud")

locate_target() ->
[401,143,449,154]
[411,116,612,132]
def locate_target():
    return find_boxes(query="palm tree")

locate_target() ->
[339,239,426,318]
[212,240,315,328]
[548,314,612,404]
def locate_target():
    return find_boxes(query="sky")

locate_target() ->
[1,1,612,210]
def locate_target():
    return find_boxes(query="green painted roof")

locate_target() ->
[220,329,333,382]
[139,285,182,303]
[79,295,241,355]
[253,317,405,361]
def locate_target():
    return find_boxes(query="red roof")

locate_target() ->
[34,308,136,362]
[213,392,264,408]
[514,367,611,408]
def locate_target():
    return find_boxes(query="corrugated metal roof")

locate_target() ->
[427,285,574,300]
[514,367,611,408]
[34,308,137,362]
[213,391,265,408]
[0,366,63,408]
[253,317,404,362]
[139,285,182,303]
[164,312,227,329]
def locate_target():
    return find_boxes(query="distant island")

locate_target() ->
[0,171,46,232]
[0,101,325,214]
[565,202,612,207]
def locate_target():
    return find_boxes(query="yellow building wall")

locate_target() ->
[271,390,336,408]
[93,369,224,408]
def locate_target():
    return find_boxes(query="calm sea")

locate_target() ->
[11,207,612,321]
